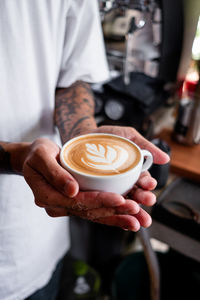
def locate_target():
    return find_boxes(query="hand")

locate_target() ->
[22,138,140,230]
[22,126,169,232]
[82,125,169,229]
[91,125,169,165]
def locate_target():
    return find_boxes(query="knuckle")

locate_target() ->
[35,192,50,206]
[23,171,32,185]
[72,201,87,211]
[46,168,59,184]
[94,192,101,201]
[129,126,136,134]
[34,198,45,208]
[42,193,50,204]
[48,169,65,188]
[46,209,58,218]
[134,188,143,198]
[86,210,96,220]
[33,144,48,159]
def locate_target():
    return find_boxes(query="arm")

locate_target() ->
[54,81,169,164]
[0,85,129,229]
[0,81,168,231]
[55,81,97,144]
[53,81,169,230]
[0,81,95,175]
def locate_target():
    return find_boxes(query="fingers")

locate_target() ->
[77,199,140,219]
[42,182,153,230]
[95,126,170,165]
[136,171,157,190]
[24,164,79,208]
[93,215,141,232]
[39,184,152,231]
[75,191,125,209]
[44,200,150,232]
[25,139,79,197]
[133,208,152,228]
[45,207,67,217]
[24,164,125,210]
[130,188,156,206]
[24,138,154,231]
[127,171,157,206]
[130,130,170,165]
[45,207,151,232]
[45,199,139,220]
[45,207,141,232]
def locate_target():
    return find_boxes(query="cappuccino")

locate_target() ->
[60,133,153,195]
[62,134,140,176]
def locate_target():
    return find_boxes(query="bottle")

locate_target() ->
[173,61,200,145]
[188,79,200,144]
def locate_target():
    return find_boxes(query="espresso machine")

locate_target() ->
[94,0,200,137]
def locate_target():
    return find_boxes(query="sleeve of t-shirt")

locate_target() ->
[57,0,110,88]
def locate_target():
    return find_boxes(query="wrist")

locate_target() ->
[0,142,31,175]
[72,122,98,138]
[63,118,97,143]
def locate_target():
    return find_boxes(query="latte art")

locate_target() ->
[81,143,129,173]
[62,134,141,176]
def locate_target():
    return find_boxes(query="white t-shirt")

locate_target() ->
[0,1,109,300]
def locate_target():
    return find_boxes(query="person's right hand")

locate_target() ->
[22,138,154,231]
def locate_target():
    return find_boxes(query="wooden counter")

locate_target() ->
[157,128,200,182]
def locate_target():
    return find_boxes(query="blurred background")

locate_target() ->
[65,1,200,300]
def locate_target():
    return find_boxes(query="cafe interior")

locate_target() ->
[65,1,200,300]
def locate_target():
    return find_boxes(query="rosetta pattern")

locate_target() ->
[81,143,129,173]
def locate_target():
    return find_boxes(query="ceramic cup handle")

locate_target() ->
[141,150,153,172]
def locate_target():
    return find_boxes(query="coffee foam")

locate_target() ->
[63,135,141,176]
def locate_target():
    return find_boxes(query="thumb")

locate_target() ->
[41,155,79,198]
[25,141,79,198]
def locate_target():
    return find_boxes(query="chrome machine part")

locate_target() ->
[99,0,156,16]
[99,0,158,84]
[124,15,146,84]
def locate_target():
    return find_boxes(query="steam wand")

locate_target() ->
[124,16,145,85]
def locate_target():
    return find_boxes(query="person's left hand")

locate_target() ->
[83,125,169,229]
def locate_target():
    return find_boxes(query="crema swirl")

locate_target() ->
[62,134,141,176]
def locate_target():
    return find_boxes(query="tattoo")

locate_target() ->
[69,116,90,138]
[83,98,94,109]
[0,144,13,174]
[55,81,97,144]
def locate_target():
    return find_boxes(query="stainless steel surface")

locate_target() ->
[124,15,146,84]
[99,0,156,15]
[102,1,161,81]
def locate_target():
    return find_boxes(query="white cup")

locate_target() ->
[60,133,153,196]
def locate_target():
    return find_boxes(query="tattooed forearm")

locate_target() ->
[55,81,97,144]
[0,143,13,174]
